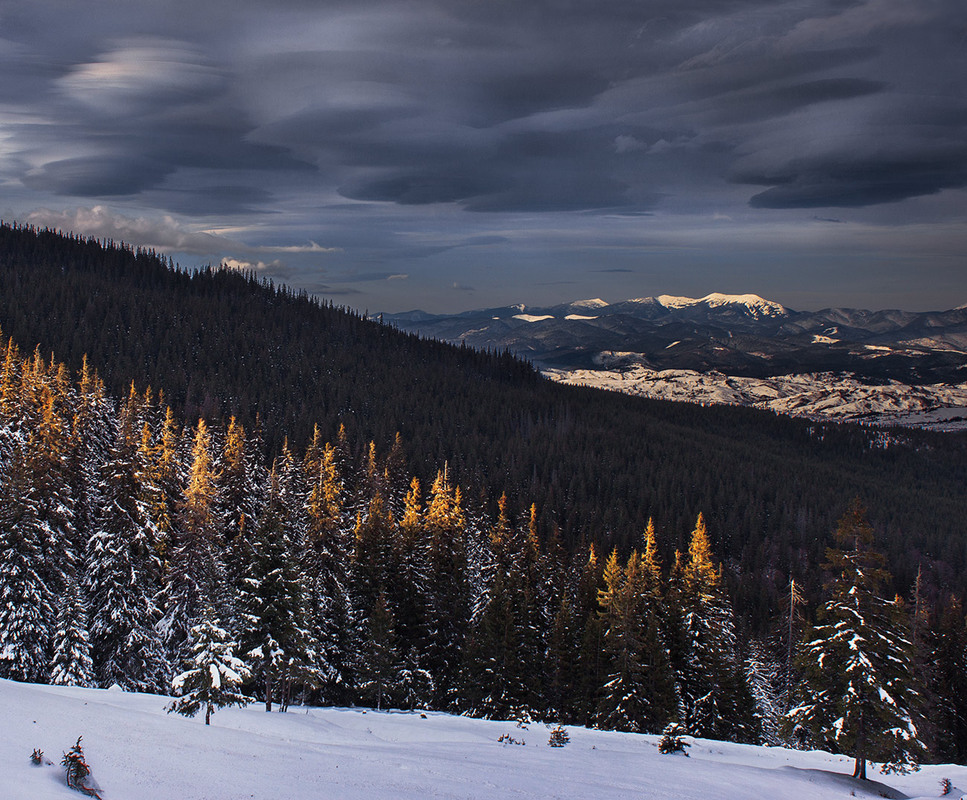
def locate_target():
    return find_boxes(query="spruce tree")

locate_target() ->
[0,442,57,682]
[927,595,967,763]
[422,469,470,707]
[161,419,228,673]
[86,392,165,691]
[671,514,757,742]
[238,463,314,712]
[303,440,352,704]
[50,576,95,688]
[168,607,252,725]
[355,590,402,711]
[597,542,675,733]
[788,500,925,779]
[572,545,606,727]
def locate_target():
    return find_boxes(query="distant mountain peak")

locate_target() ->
[657,293,787,318]
[570,298,609,309]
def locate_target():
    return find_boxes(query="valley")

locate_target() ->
[386,293,967,429]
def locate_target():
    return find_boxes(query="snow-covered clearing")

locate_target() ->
[4,679,964,800]
[545,366,967,431]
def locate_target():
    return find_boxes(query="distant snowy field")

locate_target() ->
[545,365,967,432]
[4,679,964,800]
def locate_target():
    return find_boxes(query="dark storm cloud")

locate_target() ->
[154,185,277,216]
[710,78,886,124]
[7,0,961,216]
[339,171,507,206]
[23,156,174,197]
[1,0,965,311]
[745,151,967,208]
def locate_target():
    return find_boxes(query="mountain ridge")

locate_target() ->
[383,293,967,385]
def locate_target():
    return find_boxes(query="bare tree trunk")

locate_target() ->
[280,663,290,713]
[853,710,867,780]
[265,672,273,713]
[205,702,212,725]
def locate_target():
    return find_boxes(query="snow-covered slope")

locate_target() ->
[4,679,960,800]
[656,293,788,318]
[545,365,967,431]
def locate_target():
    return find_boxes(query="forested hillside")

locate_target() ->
[0,340,958,766]
[0,221,966,614]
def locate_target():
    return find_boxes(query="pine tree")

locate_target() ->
[927,595,967,763]
[303,440,352,704]
[422,469,470,707]
[355,590,402,711]
[62,735,99,797]
[671,514,757,742]
[238,463,314,712]
[218,417,264,543]
[463,495,544,718]
[0,442,57,682]
[596,543,675,733]
[390,476,430,664]
[572,545,606,727]
[86,392,165,691]
[161,419,228,673]
[168,607,252,725]
[50,577,95,688]
[788,500,925,779]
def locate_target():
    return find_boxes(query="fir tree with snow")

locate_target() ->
[168,607,252,725]
[238,459,316,712]
[658,722,690,755]
[355,590,403,710]
[85,389,166,691]
[547,724,570,747]
[787,499,925,779]
[596,523,676,734]
[160,419,230,675]
[61,735,100,797]
[50,576,95,688]
[667,515,758,743]
[0,442,57,683]
[302,437,354,705]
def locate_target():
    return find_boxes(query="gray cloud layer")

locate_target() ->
[1,0,965,311]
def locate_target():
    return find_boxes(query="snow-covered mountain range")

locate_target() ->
[383,294,967,429]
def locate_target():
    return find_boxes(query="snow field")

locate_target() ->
[3,679,965,800]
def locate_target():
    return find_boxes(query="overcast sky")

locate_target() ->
[1,0,965,312]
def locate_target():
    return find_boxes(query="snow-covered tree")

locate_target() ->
[302,440,352,704]
[168,608,252,725]
[238,461,315,712]
[422,469,470,707]
[86,393,165,691]
[788,500,925,779]
[355,590,403,710]
[668,514,757,742]
[161,419,228,672]
[50,576,95,687]
[745,639,784,745]
[0,442,57,682]
[596,533,676,734]
[927,594,967,763]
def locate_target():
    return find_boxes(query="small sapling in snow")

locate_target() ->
[548,725,570,747]
[658,722,690,756]
[61,736,102,798]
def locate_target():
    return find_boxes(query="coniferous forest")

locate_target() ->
[1,222,967,767]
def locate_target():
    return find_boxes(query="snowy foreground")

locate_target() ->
[4,679,965,800]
